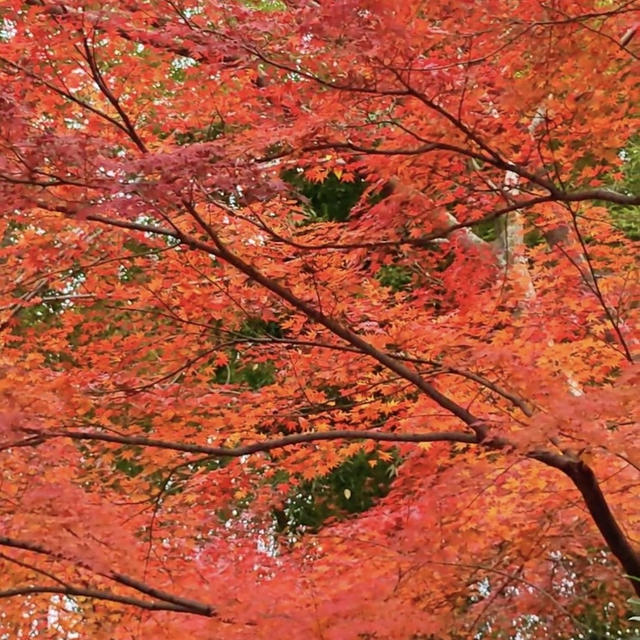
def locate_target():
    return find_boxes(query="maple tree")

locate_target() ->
[0,0,639,637]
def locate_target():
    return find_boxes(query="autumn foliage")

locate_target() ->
[0,0,639,637]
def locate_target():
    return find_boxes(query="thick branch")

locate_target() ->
[551,187,640,206]
[28,428,479,456]
[529,452,640,596]
[0,537,215,616]
[46,199,482,439]
[12,428,640,596]
[565,460,640,595]
[184,202,486,437]
[224,190,554,251]
[323,141,640,206]
[0,585,213,616]
[36,195,640,600]
[110,573,214,615]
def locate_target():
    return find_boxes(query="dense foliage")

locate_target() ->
[0,1,638,638]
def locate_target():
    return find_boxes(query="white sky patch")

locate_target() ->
[0,18,17,41]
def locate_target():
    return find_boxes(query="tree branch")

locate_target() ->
[79,34,147,153]
[528,452,640,596]
[0,537,215,616]
[182,202,486,437]
[0,58,132,140]
[28,428,479,456]
[11,426,640,596]
[0,584,213,615]
[322,141,640,206]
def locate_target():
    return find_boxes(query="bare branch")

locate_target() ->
[30,427,479,456]
[0,537,215,616]
[0,585,213,616]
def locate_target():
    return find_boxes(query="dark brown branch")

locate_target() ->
[0,537,55,557]
[0,172,90,188]
[427,364,534,417]
[11,426,640,597]
[210,188,553,252]
[87,209,631,438]
[37,185,640,601]
[315,139,494,163]
[529,452,640,596]
[80,35,147,153]
[183,202,486,437]
[389,68,505,165]
[0,585,213,615]
[84,212,179,238]
[110,573,214,615]
[246,45,411,97]
[0,537,215,616]
[552,187,640,206]
[321,141,640,206]
[567,463,640,594]
[31,428,479,456]
[0,551,70,587]
[0,58,132,139]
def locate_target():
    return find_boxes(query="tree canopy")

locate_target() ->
[0,1,639,638]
